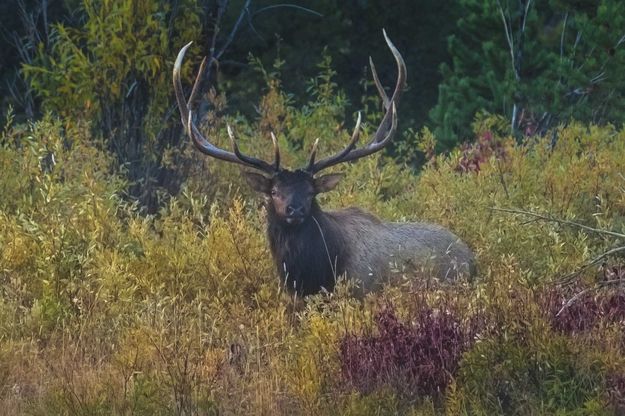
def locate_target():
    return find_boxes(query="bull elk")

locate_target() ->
[173,31,475,296]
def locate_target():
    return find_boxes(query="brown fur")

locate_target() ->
[250,170,475,295]
[326,208,475,290]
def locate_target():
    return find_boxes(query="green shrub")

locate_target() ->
[2,86,625,414]
[22,0,203,207]
[451,331,610,415]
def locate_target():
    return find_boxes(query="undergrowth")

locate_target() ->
[2,72,625,414]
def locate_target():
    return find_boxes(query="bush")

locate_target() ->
[340,304,478,399]
[22,0,203,207]
[3,86,625,414]
[452,332,608,415]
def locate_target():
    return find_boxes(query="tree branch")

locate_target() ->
[215,0,252,61]
[557,245,625,286]
[560,12,568,62]
[496,0,515,75]
[253,4,323,17]
[556,278,625,316]
[491,207,625,239]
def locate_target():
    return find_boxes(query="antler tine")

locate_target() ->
[173,42,277,174]
[307,112,362,172]
[226,125,276,172]
[270,132,281,170]
[317,103,397,170]
[370,29,406,144]
[187,56,208,110]
[351,102,398,158]
[369,57,390,110]
[308,30,406,174]
[306,138,320,171]
[173,42,194,131]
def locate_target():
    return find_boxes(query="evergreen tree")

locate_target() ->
[431,0,625,149]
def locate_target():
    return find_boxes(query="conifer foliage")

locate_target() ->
[431,0,625,148]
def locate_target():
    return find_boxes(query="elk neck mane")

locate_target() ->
[265,200,348,296]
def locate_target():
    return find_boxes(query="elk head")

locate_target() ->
[243,169,343,226]
[173,30,406,227]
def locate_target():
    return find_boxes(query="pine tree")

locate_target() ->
[431,0,625,149]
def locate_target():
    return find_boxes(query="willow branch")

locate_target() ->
[556,278,625,316]
[491,207,625,239]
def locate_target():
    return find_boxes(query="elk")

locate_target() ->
[173,31,475,296]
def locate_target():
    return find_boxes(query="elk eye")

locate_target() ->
[270,189,278,197]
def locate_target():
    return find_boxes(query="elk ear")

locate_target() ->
[314,173,343,193]
[244,172,272,194]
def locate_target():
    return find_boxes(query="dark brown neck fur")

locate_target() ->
[266,200,347,296]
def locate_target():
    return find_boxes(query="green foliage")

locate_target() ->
[22,0,203,206]
[408,121,625,284]
[23,0,201,119]
[3,81,625,414]
[453,331,607,414]
[431,0,625,148]
[5,2,625,414]
[222,0,459,134]
[5,0,462,162]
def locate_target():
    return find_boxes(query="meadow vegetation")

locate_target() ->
[2,57,625,414]
[2,0,625,413]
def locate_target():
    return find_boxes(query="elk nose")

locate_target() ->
[286,204,304,216]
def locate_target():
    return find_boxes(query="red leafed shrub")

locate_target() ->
[607,373,625,412]
[456,131,506,173]
[543,285,625,334]
[339,305,479,397]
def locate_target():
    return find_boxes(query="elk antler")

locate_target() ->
[306,29,406,174]
[173,42,280,174]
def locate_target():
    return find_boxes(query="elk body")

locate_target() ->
[173,31,475,296]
